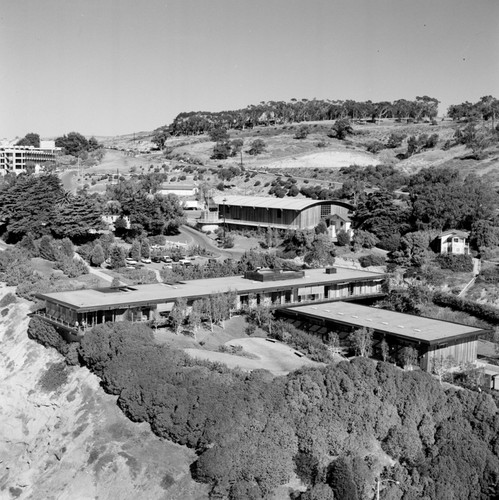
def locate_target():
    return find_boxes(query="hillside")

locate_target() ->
[83,119,498,180]
[0,288,208,500]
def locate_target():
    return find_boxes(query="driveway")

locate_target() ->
[180,225,248,260]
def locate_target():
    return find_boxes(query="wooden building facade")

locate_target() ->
[200,195,353,232]
[277,302,487,372]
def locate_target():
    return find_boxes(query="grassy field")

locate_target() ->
[155,315,323,376]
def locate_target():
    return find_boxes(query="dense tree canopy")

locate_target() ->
[16,133,40,148]
[0,174,65,240]
[352,190,409,249]
[0,174,104,242]
[448,95,499,126]
[55,132,101,156]
[408,167,497,231]
[106,180,185,236]
[68,320,499,499]
[53,195,104,239]
[158,97,441,137]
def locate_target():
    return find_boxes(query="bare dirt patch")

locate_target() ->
[265,149,380,169]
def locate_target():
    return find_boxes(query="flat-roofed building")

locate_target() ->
[278,301,488,371]
[0,143,62,175]
[197,195,353,238]
[33,267,386,337]
[157,184,198,197]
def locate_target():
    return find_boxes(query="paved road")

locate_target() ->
[180,225,247,260]
[74,253,115,284]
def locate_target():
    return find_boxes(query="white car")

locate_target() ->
[141,258,152,264]
[125,258,138,265]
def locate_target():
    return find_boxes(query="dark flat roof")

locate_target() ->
[37,267,385,312]
[285,302,487,345]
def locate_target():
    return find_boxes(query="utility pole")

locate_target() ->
[376,478,400,500]
[222,197,227,240]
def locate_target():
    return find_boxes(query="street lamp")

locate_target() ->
[376,478,400,500]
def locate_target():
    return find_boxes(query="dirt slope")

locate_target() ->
[0,287,208,500]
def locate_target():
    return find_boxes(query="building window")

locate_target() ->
[453,238,459,243]
[321,205,331,217]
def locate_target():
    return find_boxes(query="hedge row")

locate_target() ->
[432,292,499,324]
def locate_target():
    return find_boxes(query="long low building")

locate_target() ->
[197,195,354,239]
[33,267,386,336]
[277,301,488,371]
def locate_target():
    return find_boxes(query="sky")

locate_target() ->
[1,0,498,139]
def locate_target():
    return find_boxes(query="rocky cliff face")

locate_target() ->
[0,287,208,500]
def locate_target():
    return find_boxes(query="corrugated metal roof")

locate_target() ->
[213,195,323,211]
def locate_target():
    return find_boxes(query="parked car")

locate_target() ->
[126,258,138,265]
[141,258,152,264]
[179,259,192,266]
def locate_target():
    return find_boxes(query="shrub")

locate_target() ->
[119,268,157,285]
[54,257,89,278]
[39,235,57,261]
[386,132,407,148]
[38,362,69,391]
[294,125,309,139]
[336,229,351,247]
[436,254,473,272]
[0,293,17,307]
[247,139,266,156]
[27,316,78,364]
[358,254,386,268]
[221,234,235,249]
[478,266,499,283]
[90,244,105,266]
[271,320,331,363]
[245,324,257,336]
[378,233,401,253]
[365,141,384,154]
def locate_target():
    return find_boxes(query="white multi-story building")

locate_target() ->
[0,141,62,175]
